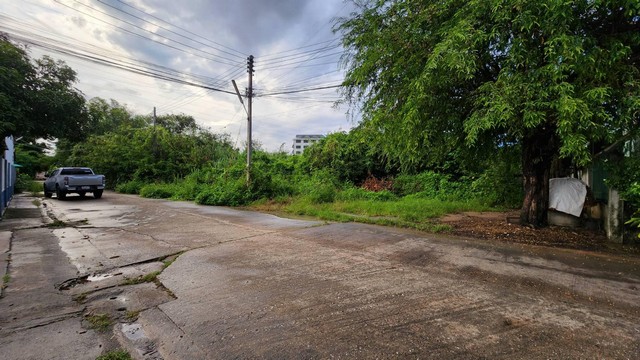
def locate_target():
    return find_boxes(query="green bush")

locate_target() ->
[393,171,444,197]
[337,187,398,202]
[171,180,204,201]
[195,179,251,206]
[14,174,34,194]
[472,174,522,208]
[115,179,146,194]
[392,171,475,201]
[139,183,180,199]
[606,152,640,208]
[296,171,339,204]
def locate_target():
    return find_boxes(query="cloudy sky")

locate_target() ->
[1,0,358,151]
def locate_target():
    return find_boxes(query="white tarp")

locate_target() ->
[549,177,587,217]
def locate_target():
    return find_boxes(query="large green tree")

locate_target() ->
[86,97,148,135]
[336,0,640,226]
[67,114,235,187]
[0,35,88,143]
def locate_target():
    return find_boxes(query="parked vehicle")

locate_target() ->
[43,167,106,200]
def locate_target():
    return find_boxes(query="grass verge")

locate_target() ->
[252,196,499,233]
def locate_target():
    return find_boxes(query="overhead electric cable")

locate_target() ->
[4,29,238,95]
[256,84,342,97]
[54,0,243,66]
[96,0,245,60]
[113,0,247,57]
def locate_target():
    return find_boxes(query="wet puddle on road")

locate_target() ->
[57,271,124,290]
[87,272,122,282]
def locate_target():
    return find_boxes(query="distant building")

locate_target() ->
[292,134,324,155]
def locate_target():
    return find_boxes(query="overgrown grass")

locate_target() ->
[269,194,498,232]
[28,181,43,195]
[124,310,140,322]
[2,274,9,289]
[73,292,88,303]
[47,219,67,228]
[122,271,161,285]
[86,313,112,332]
[96,349,132,360]
[118,163,509,234]
[139,183,182,199]
[115,179,145,194]
[15,176,44,195]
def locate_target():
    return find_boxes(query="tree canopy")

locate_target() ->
[0,35,88,142]
[65,98,236,186]
[336,0,640,226]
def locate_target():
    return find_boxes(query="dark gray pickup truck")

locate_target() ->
[43,167,106,200]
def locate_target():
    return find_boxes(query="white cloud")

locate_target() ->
[1,0,356,151]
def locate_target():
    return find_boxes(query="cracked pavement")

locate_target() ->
[1,192,640,359]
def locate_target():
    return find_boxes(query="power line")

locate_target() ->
[0,15,243,89]
[257,51,343,70]
[96,0,246,60]
[54,0,243,66]
[113,0,247,58]
[258,39,336,60]
[256,84,342,97]
[258,43,342,65]
[3,27,239,95]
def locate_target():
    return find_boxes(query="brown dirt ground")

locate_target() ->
[440,211,640,254]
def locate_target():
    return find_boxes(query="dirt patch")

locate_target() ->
[440,211,639,254]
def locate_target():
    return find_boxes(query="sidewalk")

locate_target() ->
[0,195,107,360]
[0,194,43,299]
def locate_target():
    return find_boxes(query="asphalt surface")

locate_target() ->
[1,192,639,359]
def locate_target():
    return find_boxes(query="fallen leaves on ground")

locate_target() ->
[440,211,627,252]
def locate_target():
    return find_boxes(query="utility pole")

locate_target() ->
[246,55,254,185]
[152,106,158,159]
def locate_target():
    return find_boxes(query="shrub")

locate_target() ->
[195,180,252,206]
[139,183,180,199]
[14,173,34,194]
[471,174,521,208]
[393,171,446,197]
[296,170,339,204]
[337,187,398,202]
[116,179,146,194]
[392,171,475,201]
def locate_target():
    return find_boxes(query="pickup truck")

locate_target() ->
[43,167,106,200]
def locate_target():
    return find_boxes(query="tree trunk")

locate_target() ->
[520,127,557,227]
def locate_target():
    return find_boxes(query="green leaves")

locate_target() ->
[0,36,88,141]
[337,0,640,169]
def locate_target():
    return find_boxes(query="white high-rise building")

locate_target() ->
[292,134,324,155]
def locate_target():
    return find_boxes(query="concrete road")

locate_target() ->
[2,192,640,359]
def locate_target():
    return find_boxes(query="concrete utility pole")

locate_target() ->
[246,55,254,185]
[152,106,158,158]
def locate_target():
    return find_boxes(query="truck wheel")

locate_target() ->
[56,186,66,200]
[93,190,103,199]
[43,185,52,198]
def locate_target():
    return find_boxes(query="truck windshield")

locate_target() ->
[60,168,93,175]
